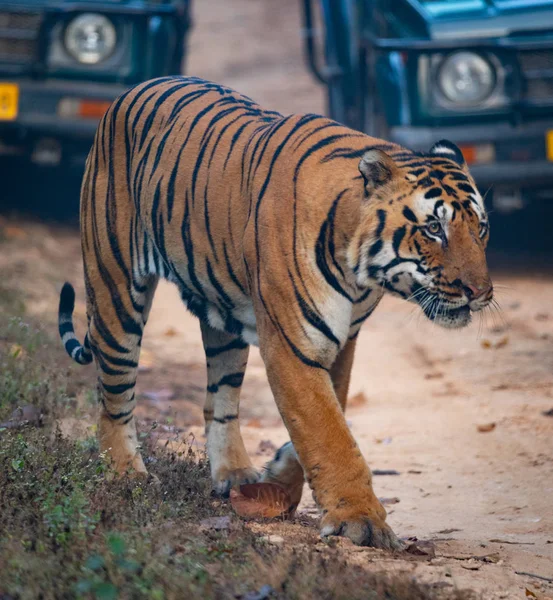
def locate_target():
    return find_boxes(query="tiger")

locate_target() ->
[58,76,493,550]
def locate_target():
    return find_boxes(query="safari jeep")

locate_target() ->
[302,0,553,213]
[0,0,191,169]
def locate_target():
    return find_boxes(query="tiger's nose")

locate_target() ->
[463,283,492,301]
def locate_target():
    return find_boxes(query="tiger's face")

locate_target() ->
[352,140,493,329]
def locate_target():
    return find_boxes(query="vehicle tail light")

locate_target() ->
[458,143,495,165]
[58,98,111,119]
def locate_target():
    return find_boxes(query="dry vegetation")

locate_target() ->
[0,234,478,600]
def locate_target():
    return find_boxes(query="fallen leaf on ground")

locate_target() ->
[424,372,444,380]
[199,516,231,531]
[163,327,178,337]
[230,482,291,519]
[348,391,368,408]
[481,337,509,349]
[380,497,400,505]
[437,528,462,534]
[404,539,436,558]
[408,469,422,474]
[256,439,277,455]
[525,589,537,598]
[9,344,26,359]
[375,437,392,445]
[494,336,509,349]
[477,422,496,433]
[3,225,28,240]
[480,553,501,563]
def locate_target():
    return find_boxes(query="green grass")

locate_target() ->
[0,260,476,600]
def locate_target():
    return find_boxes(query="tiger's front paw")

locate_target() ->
[212,466,259,497]
[320,504,403,551]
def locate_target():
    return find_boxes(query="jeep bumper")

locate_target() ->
[0,79,127,166]
[389,120,553,190]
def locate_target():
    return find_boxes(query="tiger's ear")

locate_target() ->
[358,149,397,197]
[429,139,465,166]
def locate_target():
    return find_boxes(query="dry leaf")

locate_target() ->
[3,225,28,240]
[424,372,444,380]
[404,539,436,558]
[494,336,509,349]
[480,553,501,563]
[526,589,538,598]
[481,339,492,349]
[230,482,291,519]
[437,527,462,534]
[477,422,496,433]
[163,327,178,337]
[348,391,368,408]
[9,343,26,360]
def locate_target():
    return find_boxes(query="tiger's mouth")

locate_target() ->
[418,295,472,329]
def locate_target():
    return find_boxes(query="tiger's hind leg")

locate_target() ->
[200,321,258,496]
[262,338,358,510]
[89,274,158,477]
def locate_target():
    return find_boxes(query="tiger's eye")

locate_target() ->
[427,221,442,235]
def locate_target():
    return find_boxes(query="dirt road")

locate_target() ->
[2,1,552,597]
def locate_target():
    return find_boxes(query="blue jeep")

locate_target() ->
[0,0,191,169]
[302,0,553,213]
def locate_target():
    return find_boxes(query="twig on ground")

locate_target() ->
[490,539,535,545]
[515,571,553,583]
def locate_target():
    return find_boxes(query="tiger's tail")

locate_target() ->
[58,282,93,365]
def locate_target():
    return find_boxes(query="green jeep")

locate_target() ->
[0,0,191,170]
[302,0,553,213]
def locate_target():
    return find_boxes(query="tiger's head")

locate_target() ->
[351,139,492,329]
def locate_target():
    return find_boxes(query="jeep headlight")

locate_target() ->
[437,52,495,106]
[64,14,116,65]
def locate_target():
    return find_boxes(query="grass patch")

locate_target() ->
[0,267,476,599]
[0,427,476,600]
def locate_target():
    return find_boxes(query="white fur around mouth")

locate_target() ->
[417,295,472,329]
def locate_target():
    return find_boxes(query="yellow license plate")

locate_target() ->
[547,130,553,162]
[0,83,18,121]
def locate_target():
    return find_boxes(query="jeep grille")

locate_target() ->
[0,10,41,69]
[518,49,553,106]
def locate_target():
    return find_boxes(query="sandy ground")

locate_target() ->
[1,0,553,597]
